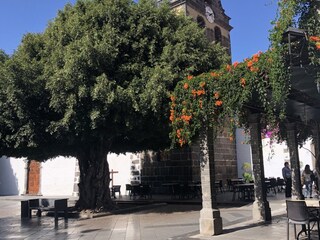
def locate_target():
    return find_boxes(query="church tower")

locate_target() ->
[140,0,237,193]
[167,0,232,54]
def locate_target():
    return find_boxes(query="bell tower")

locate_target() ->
[167,0,232,54]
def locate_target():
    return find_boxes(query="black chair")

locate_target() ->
[266,178,277,195]
[286,200,320,240]
[125,184,132,196]
[277,177,285,192]
[111,185,121,199]
[215,180,224,193]
[140,184,152,199]
[130,185,140,199]
[171,184,181,199]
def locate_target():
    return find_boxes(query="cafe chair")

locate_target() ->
[286,200,320,240]
[126,184,132,196]
[111,185,121,199]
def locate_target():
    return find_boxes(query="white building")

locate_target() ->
[0,131,316,196]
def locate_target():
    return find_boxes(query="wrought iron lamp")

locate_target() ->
[283,27,308,67]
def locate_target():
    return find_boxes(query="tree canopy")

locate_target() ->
[0,0,228,209]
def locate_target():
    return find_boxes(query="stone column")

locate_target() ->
[248,113,271,222]
[199,126,222,236]
[38,163,42,196]
[286,122,304,199]
[23,159,29,195]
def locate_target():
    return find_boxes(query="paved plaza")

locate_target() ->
[0,193,318,240]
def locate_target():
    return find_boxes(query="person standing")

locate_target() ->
[301,164,313,198]
[282,162,292,198]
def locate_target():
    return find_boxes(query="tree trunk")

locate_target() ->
[75,143,114,211]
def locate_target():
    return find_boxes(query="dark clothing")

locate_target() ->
[285,177,292,198]
[282,165,292,198]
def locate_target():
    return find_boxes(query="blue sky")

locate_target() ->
[0,0,279,62]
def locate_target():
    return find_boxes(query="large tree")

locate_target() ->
[0,0,228,210]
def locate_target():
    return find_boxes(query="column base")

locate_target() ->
[252,200,271,222]
[199,208,223,236]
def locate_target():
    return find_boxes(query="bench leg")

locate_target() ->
[64,210,68,221]
[21,201,30,218]
[37,209,42,217]
[54,210,58,223]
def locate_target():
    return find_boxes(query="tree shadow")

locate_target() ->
[0,156,19,195]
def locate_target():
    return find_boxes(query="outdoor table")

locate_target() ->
[188,182,202,198]
[162,183,182,199]
[130,184,152,199]
[232,183,254,201]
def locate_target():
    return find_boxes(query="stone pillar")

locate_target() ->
[248,113,271,222]
[199,126,222,236]
[286,122,304,199]
[23,159,29,195]
[38,164,42,196]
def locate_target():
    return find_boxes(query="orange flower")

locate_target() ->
[316,42,320,50]
[247,60,253,68]
[226,64,232,71]
[170,95,175,102]
[240,78,246,87]
[169,109,175,122]
[183,83,189,89]
[214,92,220,99]
[310,36,320,42]
[187,75,193,80]
[197,89,205,96]
[210,72,217,77]
[233,61,239,68]
[179,138,185,146]
[191,89,197,97]
[215,100,223,106]
[229,136,234,141]
[252,53,260,62]
[176,129,181,138]
[181,115,192,122]
[200,82,206,88]
[250,66,259,72]
[199,100,203,109]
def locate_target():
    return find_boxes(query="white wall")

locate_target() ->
[262,139,289,178]
[263,138,314,178]
[236,129,316,180]
[236,128,252,178]
[108,153,135,196]
[41,156,77,196]
[0,156,26,195]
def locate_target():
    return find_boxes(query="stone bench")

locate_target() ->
[21,198,68,223]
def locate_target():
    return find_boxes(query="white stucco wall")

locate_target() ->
[262,139,289,178]
[236,128,252,178]
[108,153,135,196]
[40,156,77,196]
[236,129,316,180]
[0,156,26,195]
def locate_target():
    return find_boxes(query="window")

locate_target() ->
[206,28,215,42]
[214,26,222,43]
[197,16,205,28]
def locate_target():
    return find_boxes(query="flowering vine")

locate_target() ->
[169,51,287,147]
[169,0,319,147]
